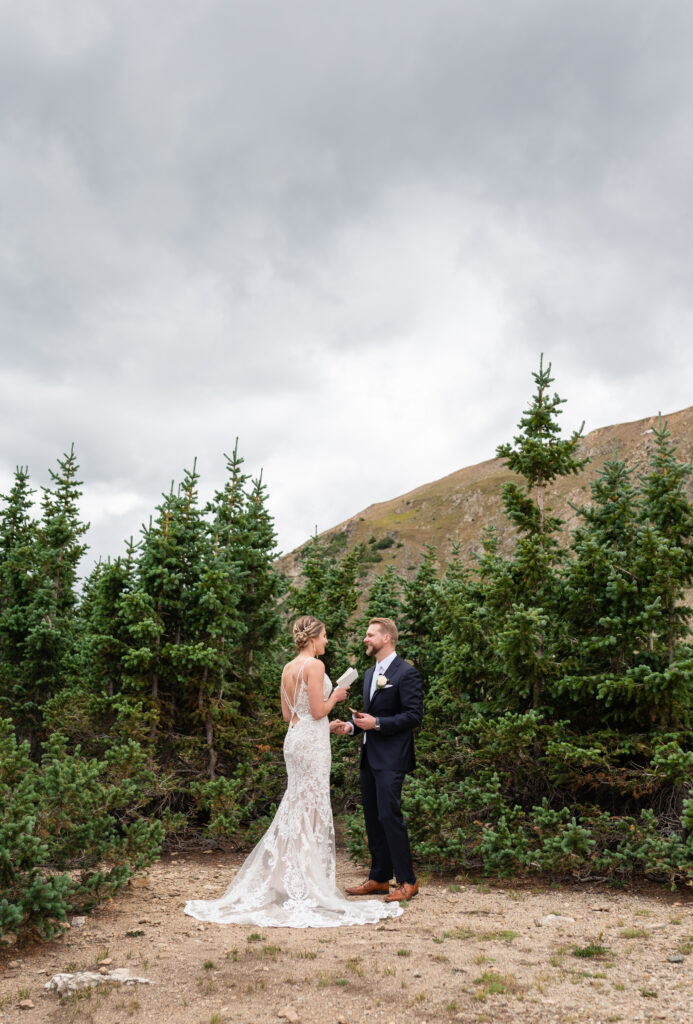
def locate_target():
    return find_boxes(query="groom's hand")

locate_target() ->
[352,712,376,731]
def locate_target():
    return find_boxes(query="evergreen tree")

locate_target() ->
[288,532,362,676]
[488,357,588,709]
[0,467,39,726]
[1,449,88,750]
[637,419,693,667]
[399,545,440,680]
[351,565,403,674]
[560,453,645,722]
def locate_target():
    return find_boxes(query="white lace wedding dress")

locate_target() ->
[184,660,402,928]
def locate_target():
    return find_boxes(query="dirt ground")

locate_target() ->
[1,849,691,1024]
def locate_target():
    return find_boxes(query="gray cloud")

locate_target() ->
[1,1,691,564]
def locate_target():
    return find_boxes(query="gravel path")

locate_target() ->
[1,850,691,1023]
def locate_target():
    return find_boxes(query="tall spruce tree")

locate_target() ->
[486,357,588,710]
[1,449,88,750]
[351,565,404,674]
[288,532,362,675]
[559,452,654,724]
[0,467,39,728]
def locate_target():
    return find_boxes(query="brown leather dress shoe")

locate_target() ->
[345,878,390,896]
[384,880,419,902]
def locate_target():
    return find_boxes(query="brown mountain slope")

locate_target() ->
[277,406,693,583]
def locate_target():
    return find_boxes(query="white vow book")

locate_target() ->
[335,666,358,688]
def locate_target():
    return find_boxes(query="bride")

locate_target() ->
[184,616,402,927]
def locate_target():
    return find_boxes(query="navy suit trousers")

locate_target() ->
[360,744,415,885]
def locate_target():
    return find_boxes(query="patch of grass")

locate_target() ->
[345,957,363,976]
[397,949,411,957]
[262,945,281,961]
[17,987,30,1000]
[225,948,238,961]
[431,954,448,963]
[677,936,692,954]
[572,943,608,959]
[413,991,426,1002]
[295,950,317,959]
[125,930,144,937]
[210,1015,222,1024]
[447,884,463,892]
[442,927,475,941]
[473,970,518,999]
[383,965,396,976]
[613,982,626,991]
[317,971,349,987]
[633,909,652,917]
[203,960,216,971]
[620,927,648,939]
[669,915,683,925]
[639,988,657,999]
[479,929,520,942]
[474,953,494,966]
[246,932,265,943]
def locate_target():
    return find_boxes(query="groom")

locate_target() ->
[333,617,423,902]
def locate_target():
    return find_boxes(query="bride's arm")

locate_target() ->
[305,660,348,719]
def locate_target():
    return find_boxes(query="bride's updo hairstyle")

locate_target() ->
[293,615,325,651]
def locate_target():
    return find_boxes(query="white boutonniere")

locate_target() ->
[376,674,388,689]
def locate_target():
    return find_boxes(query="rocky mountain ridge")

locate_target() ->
[277,405,693,583]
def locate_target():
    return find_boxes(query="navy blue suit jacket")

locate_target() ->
[352,655,423,772]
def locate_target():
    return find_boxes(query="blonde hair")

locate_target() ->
[293,615,325,651]
[369,617,398,644]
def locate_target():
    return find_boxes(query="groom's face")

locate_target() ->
[364,624,388,658]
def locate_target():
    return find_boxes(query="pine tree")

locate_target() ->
[488,357,588,709]
[351,565,404,673]
[559,453,644,722]
[399,545,440,680]
[1,449,88,751]
[288,533,362,676]
[0,467,39,725]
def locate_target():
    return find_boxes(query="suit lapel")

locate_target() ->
[364,666,374,712]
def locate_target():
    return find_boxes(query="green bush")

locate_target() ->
[0,719,163,942]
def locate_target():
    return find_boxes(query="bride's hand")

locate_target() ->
[332,685,349,703]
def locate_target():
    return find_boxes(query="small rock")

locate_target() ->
[589,905,610,912]
[539,914,575,926]
[45,969,155,996]
[8,960,21,969]
[18,1000,35,1010]
[413,970,422,977]
[277,1008,300,1023]
[667,954,685,963]
[0,932,17,946]
[70,916,86,929]
[97,957,113,966]
[337,1017,348,1024]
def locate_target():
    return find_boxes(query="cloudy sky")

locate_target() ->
[1,0,692,566]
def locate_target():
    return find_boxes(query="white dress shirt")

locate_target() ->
[370,650,397,699]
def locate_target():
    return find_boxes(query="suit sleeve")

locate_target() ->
[378,664,423,735]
